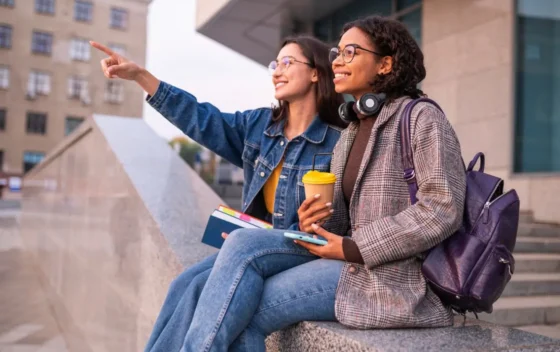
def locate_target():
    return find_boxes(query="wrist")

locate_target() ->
[135,68,159,96]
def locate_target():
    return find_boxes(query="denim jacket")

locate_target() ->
[147,82,343,230]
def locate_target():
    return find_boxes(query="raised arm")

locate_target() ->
[91,41,258,167]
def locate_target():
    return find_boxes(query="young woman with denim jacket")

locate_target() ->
[91,36,345,351]
[115,16,467,352]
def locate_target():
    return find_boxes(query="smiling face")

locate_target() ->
[271,43,318,102]
[331,27,393,100]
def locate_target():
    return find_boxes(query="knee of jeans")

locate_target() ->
[224,228,254,248]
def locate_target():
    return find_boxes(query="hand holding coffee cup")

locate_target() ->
[297,170,336,233]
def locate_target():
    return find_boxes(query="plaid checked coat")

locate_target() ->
[324,96,466,329]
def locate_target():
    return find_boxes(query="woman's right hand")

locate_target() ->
[90,41,160,96]
[90,41,141,80]
[297,194,333,233]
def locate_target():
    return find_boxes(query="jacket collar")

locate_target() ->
[264,115,329,144]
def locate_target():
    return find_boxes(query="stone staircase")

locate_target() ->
[479,212,560,338]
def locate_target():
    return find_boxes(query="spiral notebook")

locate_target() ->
[201,205,272,249]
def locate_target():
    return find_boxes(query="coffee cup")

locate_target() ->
[302,170,336,219]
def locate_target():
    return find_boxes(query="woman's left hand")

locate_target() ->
[294,224,345,260]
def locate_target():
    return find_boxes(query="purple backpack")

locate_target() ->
[400,98,520,315]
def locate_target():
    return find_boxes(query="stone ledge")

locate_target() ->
[266,317,560,352]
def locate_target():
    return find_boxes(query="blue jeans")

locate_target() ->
[144,253,217,352]
[183,229,343,352]
[145,229,343,352]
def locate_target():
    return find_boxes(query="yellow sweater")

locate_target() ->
[263,160,284,214]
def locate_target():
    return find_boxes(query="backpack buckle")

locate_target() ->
[403,169,416,183]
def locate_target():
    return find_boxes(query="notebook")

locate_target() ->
[201,205,273,249]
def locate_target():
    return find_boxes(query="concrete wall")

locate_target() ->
[18,115,218,351]
[422,0,560,224]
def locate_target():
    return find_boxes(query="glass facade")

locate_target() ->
[313,0,422,46]
[515,0,560,173]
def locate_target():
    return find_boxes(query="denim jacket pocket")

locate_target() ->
[242,144,260,170]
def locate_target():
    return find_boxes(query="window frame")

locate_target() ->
[35,0,55,15]
[0,24,12,49]
[0,66,10,89]
[0,0,15,8]
[74,0,93,22]
[23,151,45,173]
[110,7,128,30]
[28,70,51,96]
[67,76,88,99]
[26,112,47,135]
[32,30,53,55]
[70,37,91,61]
[105,81,124,104]
[0,109,6,131]
[65,116,84,136]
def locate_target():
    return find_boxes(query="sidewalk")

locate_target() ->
[0,212,68,352]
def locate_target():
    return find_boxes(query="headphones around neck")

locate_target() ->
[338,93,387,123]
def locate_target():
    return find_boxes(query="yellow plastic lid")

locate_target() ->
[302,170,336,185]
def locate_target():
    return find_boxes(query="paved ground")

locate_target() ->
[0,210,68,352]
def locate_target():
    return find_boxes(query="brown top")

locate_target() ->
[342,117,376,203]
[340,115,376,264]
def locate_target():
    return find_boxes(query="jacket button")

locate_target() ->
[260,172,265,177]
[349,265,358,274]
[280,140,285,146]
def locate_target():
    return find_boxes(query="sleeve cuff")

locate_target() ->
[145,81,170,109]
[343,237,365,264]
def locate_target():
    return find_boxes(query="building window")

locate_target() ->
[65,116,84,136]
[0,0,14,8]
[515,0,560,173]
[110,8,128,30]
[67,76,88,100]
[23,151,45,172]
[26,112,47,135]
[0,66,9,89]
[0,25,12,48]
[108,43,126,56]
[35,0,55,15]
[0,109,5,131]
[70,38,90,61]
[313,0,422,46]
[105,81,123,103]
[74,1,92,22]
[27,71,51,96]
[32,31,53,55]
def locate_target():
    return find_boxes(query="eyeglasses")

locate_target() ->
[329,44,387,64]
[268,56,313,75]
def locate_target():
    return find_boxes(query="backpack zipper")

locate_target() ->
[480,180,504,224]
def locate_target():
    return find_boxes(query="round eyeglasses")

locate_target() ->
[268,56,313,75]
[329,44,386,64]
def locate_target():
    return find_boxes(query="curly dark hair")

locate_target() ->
[272,35,346,128]
[342,16,426,100]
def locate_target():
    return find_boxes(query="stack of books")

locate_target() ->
[202,205,273,249]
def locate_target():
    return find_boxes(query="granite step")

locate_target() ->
[517,324,560,340]
[503,273,560,297]
[266,317,560,351]
[515,237,560,254]
[479,295,560,327]
[519,211,534,224]
[518,223,560,238]
[514,253,560,273]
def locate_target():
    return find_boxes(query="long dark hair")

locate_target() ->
[342,16,426,101]
[272,35,346,128]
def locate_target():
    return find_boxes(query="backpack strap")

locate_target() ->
[400,98,443,205]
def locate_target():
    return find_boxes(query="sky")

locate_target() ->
[143,0,275,140]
